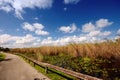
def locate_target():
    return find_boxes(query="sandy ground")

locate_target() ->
[0,53,50,80]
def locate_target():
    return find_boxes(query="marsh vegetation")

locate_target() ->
[10,38,120,80]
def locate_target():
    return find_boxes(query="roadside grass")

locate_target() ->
[20,56,77,80]
[0,52,6,61]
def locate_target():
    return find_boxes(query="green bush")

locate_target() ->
[0,53,6,61]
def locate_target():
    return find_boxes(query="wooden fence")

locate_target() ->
[18,54,103,80]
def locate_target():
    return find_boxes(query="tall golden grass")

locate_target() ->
[11,38,120,60]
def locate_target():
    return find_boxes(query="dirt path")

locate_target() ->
[0,53,50,80]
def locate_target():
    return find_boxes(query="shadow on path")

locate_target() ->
[0,58,12,62]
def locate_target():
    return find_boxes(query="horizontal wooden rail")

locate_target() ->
[18,54,103,80]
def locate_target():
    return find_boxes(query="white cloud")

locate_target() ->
[70,23,77,33]
[35,30,49,35]
[81,19,112,42]
[115,36,120,40]
[0,34,11,44]
[87,30,111,37]
[40,35,89,46]
[100,31,111,36]
[47,37,52,40]
[96,19,113,28]
[0,0,53,19]
[40,35,106,46]
[0,34,39,48]
[82,22,95,32]
[0,5,13,12]
[88,31,100,37]
[0,33,112,48]
[64,0,80,4]
[15,34,37,44]
[33,23,44,30]
[117,29,120,35]
[22,22,35,31]
[22,22,49,35]
[82,19,113,33]
[59,23,77,33]
[59,26,71,33]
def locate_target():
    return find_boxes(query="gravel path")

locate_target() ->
[0,53,50,80]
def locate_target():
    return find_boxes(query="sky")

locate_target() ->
[0,0,120,48]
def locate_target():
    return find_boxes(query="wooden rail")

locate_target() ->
[18,54,103,80]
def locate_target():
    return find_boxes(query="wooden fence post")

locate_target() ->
[33,62,35,67]
[45,66,48,74]
[28,59,30,63]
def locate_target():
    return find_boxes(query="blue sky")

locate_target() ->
[0,0,120,48]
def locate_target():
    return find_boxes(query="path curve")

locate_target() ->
[0,53,50,80]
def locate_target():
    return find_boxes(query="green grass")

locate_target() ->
[0,52,6,61]
[19,56,77,80]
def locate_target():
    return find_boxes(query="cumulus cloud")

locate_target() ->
[0,34,37,45]
[0,33,112,48]
[82,22,95,32]
[88,31,100,37]
[87,30,111,37]
[64,0,80,4]
[59,23,77,33]
[41,36,87,46]
[82,19,113,33]
[22,22,49,35]
[115,36,120,40]
[0,0,53,19]
[96,19,113,28]
[0,34,39,48]
[100,31,111,36]
[81,19,113,42]
[22,22,35,31]
[33,23,44,30]
[15,34,37,44]
[35,30,49,35]
[40,35,110,46]
[59,26,71,33]
[0,5,13,12]
[0,34,81,47]
[0,34,11,44]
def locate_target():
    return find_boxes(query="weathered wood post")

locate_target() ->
[33,62,35,67]
[28,59,30,63]
[45,66,48,74]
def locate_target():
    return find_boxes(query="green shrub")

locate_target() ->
[0,53,6,61]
